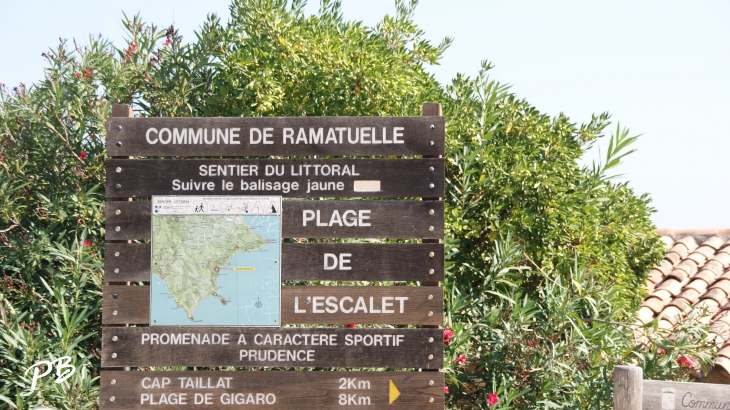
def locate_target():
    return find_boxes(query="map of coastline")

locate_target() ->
[150,196,281,326]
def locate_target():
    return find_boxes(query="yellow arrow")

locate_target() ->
[389,380,401,404]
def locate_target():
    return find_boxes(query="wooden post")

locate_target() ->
[106,104,134,375]
[613,365,643,410]
[421,103,442,389]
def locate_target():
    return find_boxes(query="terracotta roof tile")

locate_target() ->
[702,288,730,305]
[675,259,700,277]
[642,297,668,314]
[647,232,730,376]
[676,288,702,304]
[702,236,727,250]
[656,278,684,296]
[647,268,665,285]
[684,278,710,294]
[715,356,730,374]
[636,306,656,325]
[658,306,683,325]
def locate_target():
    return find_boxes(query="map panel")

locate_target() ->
[150,196,281,326]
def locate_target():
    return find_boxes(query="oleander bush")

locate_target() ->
[0,1,715,409]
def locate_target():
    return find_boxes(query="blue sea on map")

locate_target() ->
[150,216,280,326]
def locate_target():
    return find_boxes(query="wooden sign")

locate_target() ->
[106,116,445,156]
[106,159,444,198]
[101,328,444,368]
[613,365,730,410]
[642,380,730,409]
[105,200,444,241]
[104,243,445,282]
[99,371,444,409]
[102,286,443,326]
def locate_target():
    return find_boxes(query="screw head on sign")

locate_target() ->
[110,379,117,385]
[111,353,117,358]
[114,251,120,257]
[428,295,433,300]
[428,311,434,316]
[429,252,435,257]
[114,268,119,274]
[116,125,123,131]
[430,124,435,130]
[115,183,121,189]
[429,166,434,172]
[112,335,118,341]
[429,183,435,189]
[113,293,119,299]
[428,354,434,360]
[429,269,434,275]
[430,141,434,146]
[428,226,434,232]
[116,167,122,173]
[116,141,122,147]
[115,209,121,215]
[110,396,116,402]
[429,398,434,403]
[428,337,434,343]
[429,380,434,386]
[112,310,118,316]
[115,226,121,232]
[429,209,434,215]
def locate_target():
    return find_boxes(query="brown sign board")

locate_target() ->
[106,116,445,157]
[99,370,444,409]
[106,159,444,198]
[105,243,445,282]
[101,328,443,368]
[642,380,730,410]
[102,286,443,326]
[105,200,444,241]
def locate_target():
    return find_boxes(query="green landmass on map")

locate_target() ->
[151,215,266,320]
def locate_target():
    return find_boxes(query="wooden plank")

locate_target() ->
[105,200,444,240]
[99,371,444,409]
[642,379,730,410]
[106,116,445,156]
[105,243,150,282]
[100,328,444,368]
[103,286,443,326]
[105,201,151,241]
[613,365,642,410]
[103,286,149,325]
[106,158,444,198]
[103,243,444,282]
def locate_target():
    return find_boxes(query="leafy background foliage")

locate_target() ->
[0,1,716,409]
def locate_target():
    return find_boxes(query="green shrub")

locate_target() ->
[0,2,715,409]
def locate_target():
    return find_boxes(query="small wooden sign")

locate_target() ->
[106,159,444,198]
[106,116,445,156]
[99,370,444,409]
[104,243,445,282]
[102,286,443,326]
[101,328,443,368]
[105,200,444,241]
[642,380,730,409]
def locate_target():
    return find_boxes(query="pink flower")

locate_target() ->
[165,38,171,46]
[79,151,87,160]
[677,355,697,367]
[487,393,498,405]
[345,324,356,328]
[455,354,466,364]
[444,328,454,346]
[75,73,81,79]
[657,348,665,355]
[444,385,449,394]
[83,240,91,247]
